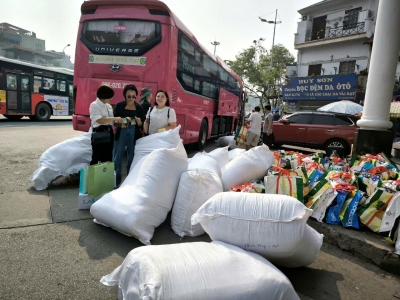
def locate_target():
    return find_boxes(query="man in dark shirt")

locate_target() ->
[263,105,275,148]
[139,88,152,116]
[273,109,280,121]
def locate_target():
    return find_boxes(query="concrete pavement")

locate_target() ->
[1,119,400,299]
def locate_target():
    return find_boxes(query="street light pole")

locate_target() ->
[259,10,281,69]
[211,40,220,55]
[63,44,70,54]
[270,9,278,69]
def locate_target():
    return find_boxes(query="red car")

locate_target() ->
[273,111,359,155]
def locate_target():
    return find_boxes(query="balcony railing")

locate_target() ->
[305,22,366,42]
[329,22,365,38]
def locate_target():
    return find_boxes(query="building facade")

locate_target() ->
[284,0,400,110]
[0,23,73,69]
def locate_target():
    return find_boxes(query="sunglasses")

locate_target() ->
[126,95,136,99]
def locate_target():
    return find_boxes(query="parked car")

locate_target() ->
[273,111,359,155]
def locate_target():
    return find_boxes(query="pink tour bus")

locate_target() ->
[73,0,245,149]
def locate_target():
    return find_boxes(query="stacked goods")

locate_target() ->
[221,145,274,191]
[100,241,300,300]
[171,153,223,237]
[231,180,265,193]
[226,149,400,249]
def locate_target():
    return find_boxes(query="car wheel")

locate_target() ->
[196,119,208,150]
[325,138,349,156]
[35,103,51,122]
[3,115,23,120]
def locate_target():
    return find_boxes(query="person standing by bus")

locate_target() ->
[89,85,123,165]
[139,88,152,116]
[112,84,146,187]
[245,106,262,151]
[143,90,177,135]
[263,105,275,148]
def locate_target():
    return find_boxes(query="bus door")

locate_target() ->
[5,72,32,114]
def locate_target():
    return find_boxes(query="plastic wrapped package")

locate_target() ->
[206,147,229,170]
[192,192,323,268]
[100,241,300,300]
[129,126,181,172]
[90,142,188,244]
[171,169,223,237]
[30,133,92,190]
[221,145,274,191]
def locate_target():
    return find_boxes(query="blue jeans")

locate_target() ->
[113,126,136,186]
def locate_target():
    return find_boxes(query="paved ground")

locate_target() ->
[1,117,400,300]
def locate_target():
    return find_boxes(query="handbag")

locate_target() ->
[91,130,110,144]
[91,105,111,144]
[87,162,115,197]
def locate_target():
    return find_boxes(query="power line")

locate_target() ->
[258,10,276,18]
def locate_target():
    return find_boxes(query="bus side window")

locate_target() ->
[21,77,30,92]
[57,80,66,92]
[34,76,43,93]
[7,74,17,90]
[43,78,55,90]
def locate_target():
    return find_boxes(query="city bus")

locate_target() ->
[73,0,245,149]
[0,57,74,121]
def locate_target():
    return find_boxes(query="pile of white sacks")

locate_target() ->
[90,126,323,299]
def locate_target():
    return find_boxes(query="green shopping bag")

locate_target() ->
[87,162,115,197]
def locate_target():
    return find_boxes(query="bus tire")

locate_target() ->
[3,115,23,120]
[196,119,208,151]
[35,102,51,122]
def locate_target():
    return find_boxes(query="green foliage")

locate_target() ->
[225,39,295,107]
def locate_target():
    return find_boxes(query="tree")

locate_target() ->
[225,39,295,107]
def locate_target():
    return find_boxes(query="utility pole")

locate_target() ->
[211,40,220,55]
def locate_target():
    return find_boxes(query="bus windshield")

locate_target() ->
[82,20,161,46]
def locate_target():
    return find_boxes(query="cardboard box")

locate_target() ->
[78,193,104,210]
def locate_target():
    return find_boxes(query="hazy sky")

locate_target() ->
[1,0,318,62]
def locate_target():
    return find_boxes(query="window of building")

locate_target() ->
[343,7,362,30]
[311,114,335,125]
[36,44,42,51]
[308,64,322,76]
[339,60,356,74]
[311,15,327,41]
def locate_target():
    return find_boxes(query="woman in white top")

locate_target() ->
[143,90,177,135]
[89,85,123,165]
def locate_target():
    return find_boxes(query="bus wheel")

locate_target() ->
[35,103,51,122]
[196,119,208,151]
[3,115,23,120]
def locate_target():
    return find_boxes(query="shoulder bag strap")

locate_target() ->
[148,106,155,127]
